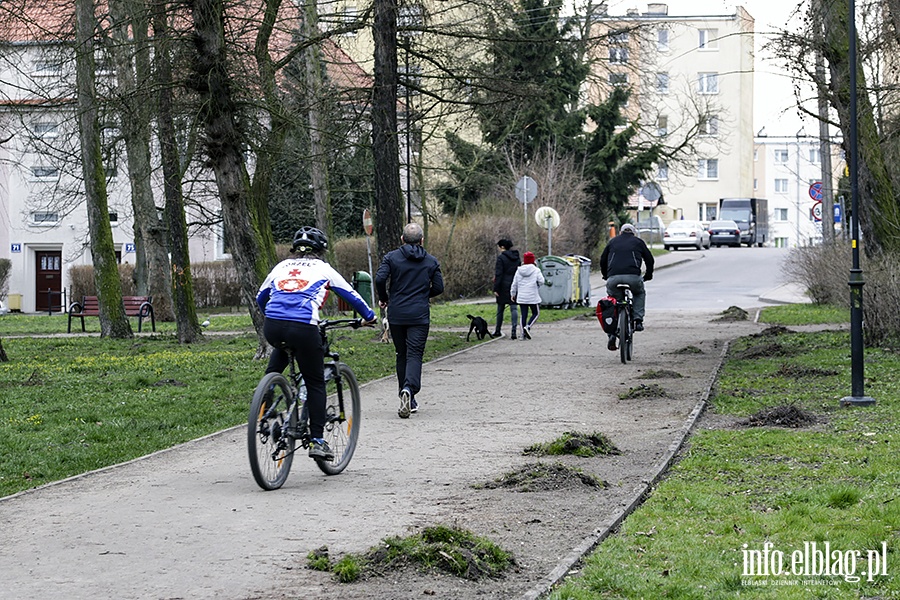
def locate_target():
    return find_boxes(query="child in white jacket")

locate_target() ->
[510,251,545,339]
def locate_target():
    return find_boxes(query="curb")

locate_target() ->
[517,338,731,600]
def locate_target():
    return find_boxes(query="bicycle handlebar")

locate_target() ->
[319,317,374,331]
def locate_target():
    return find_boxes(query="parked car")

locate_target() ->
[663,220,711,251]
[707,219,742,247]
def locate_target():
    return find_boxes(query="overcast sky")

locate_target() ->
[602,0,812,136]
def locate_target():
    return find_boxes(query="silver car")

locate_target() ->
[663,220,711,251]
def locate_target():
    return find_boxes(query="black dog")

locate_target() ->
[466,314,491,341]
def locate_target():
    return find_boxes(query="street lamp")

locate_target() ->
[841,0,875,406]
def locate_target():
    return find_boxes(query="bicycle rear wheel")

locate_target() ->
[314,363,361,475]
[619,307,631,364]
[625,310,634,361]
[248,372,296,490]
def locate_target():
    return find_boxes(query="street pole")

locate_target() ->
[841,0,874,407]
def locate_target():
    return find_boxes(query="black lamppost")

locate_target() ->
[841,0,875,406]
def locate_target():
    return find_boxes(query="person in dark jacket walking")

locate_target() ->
[492,238,520,339]
[599,223,654,350]
[375,222,444,418]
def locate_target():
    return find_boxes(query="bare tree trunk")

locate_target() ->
[302,0,335,264]
[108,0,175,320]
[372,0,403,262]
[153,2,202,343]
[188,0,268,355]
[821,0,900,254]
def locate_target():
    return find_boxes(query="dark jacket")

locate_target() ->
[493,249,520,304]
[375,244,444,325]
[600,234,655,280]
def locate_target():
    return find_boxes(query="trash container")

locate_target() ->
[565,254,592,306]
[537,255,573,308]
[352,271,374,314]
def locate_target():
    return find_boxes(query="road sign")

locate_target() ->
[362,208,373,236]
[515,176,537,204]
[812,201,823,222]
[834,204,842,223]
[809,181,823,201]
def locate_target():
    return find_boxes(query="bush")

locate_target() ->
[0,258,10,298]
[784,241,900,347]
[68,264,137,302]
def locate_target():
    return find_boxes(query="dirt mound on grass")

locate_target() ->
[738,405,819,428]
[752,325,794,337]
[712,306,749,322]
[479,462,607,492]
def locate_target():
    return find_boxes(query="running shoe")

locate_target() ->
[309,438,334,461]
[398,388,411,419]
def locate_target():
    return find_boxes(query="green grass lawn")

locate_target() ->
[550,305,899,599]
[0,307,484,497]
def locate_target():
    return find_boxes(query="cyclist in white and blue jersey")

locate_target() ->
[256,226,376,460]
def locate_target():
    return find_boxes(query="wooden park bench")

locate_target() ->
[67,295,156,333]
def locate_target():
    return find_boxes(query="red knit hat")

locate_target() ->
[523,251,536,264]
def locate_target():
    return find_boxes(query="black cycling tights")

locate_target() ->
[263,318,327,439]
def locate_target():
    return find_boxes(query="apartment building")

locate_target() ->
[590,3,755,226]
[754,133,844,248]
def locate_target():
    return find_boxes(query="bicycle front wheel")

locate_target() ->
[314,363,361,476]
[248,372,296,490]
[619,308,631,364]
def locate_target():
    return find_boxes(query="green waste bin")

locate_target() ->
[352,271,374,315]
[537,255,574,308]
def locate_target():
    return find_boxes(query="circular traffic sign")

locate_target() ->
[515,176,537,204]
[362,208,373,236]
[812,201,823,222]
[809,181,823,201]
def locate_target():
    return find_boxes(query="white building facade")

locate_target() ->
[753,134,844,248]
[591,3,756,226]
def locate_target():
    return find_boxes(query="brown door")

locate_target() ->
[35,251,62,312]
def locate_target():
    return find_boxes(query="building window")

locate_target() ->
[753,178,758,190]
[754,149,759,161]
[657,116,668,137]
[33,60,62,77]
[698,159,718,180]
[699,29,718,50]
[699,203,717,221]
[657,28,669,51]
[775,178,789,193]
[656,72,669,93]
[32,121,59,138]
[31,211,60,225]
[657,161,668,180]
[775,149,789,163]
[697,72,718,94]
[809,148,821,163]
[398,62,422,97]
[109,211,119,226]
[699,114,719,137]
[609,31,629,44]
[341,5,358,35]
[775,208,789,220]
[31,165,59,180]
[398,4,425,31]
[774,237,789,248]
[609,72,628,86]
[609,47,628,64]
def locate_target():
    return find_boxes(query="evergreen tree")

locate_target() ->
[474,0,587,161]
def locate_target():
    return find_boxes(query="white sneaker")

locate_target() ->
[398,388,411,419]
[523,326,532,340]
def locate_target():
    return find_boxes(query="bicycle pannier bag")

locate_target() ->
[596,296,617,335]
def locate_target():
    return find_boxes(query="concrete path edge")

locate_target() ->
[516,338,733,600]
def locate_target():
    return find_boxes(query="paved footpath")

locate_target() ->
[0,254,802,600]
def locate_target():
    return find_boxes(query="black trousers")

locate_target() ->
[389,322,429,396]
[263,318,327,439]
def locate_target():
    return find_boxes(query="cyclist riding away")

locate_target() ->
[599,223,654,351]
[256,226,376,461]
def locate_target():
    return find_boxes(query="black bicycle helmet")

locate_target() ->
[291,226,328,253]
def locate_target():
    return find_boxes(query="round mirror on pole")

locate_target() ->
[534,206,560,256]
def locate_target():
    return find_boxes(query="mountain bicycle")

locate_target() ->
[248,318,366,490]
[615,283,635,364]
